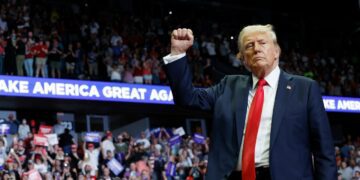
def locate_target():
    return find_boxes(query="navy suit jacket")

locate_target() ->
[165,56,337,180]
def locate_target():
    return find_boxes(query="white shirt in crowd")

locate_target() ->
[18,124,30,139]
[85,148,100,173]
[135,138,150,149]
[34,163,48,174]
[101,139,115,157]
[53,123,66,135]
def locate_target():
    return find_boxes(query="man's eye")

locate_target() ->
[245,44,253,49]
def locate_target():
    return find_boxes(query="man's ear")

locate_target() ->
[236,52,243,60]
[275,45,281,59]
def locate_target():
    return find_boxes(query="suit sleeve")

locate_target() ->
[165,56,225,111]
[308,80,337,179]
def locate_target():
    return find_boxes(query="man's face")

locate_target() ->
[241,31,280,78]
[103,168,110,176]
[71,145,77,153]
[107,151,113,158]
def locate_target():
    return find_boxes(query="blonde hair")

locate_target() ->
[237,24,279,52]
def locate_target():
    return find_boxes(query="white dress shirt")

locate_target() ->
[163,53,186,64]
[236,66,280,170]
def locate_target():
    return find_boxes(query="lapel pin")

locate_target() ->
[286,85,291,90]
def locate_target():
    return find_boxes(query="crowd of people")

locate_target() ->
[336,135,360,180]
[0,0,358,96]
[0,113,360,180]
[0,113,210,179]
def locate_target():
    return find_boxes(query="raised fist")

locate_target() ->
[170,28,194,55]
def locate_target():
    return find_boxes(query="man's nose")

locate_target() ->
[254,42,261,52]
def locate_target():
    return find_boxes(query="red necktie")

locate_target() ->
[242,79,267,180]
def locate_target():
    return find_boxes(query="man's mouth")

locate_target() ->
[253,57,264,61]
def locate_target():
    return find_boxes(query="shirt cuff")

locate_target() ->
[162,53,186,65]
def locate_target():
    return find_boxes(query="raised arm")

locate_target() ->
[164,28,225,111]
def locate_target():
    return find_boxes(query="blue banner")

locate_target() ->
[150,128,161,137]
[322,96,360,113]
[0,75,173,104]
[165,162,176,176]
[0,76,359,113]
[84,132,101,143]
[193,133,205,144]
[107,158,124,176]
[168,135,181,147]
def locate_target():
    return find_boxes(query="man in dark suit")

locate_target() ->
[163,25,337,180]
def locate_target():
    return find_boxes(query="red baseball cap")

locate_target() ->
[88,143,94,148]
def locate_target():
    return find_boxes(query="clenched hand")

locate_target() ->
[170,28,194,55]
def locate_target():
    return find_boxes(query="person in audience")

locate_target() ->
[82,143,100,177]
[24,36,35,77]
[31,153,48,175]
[53,119,66,135]
[7,113,19,137]
[0,38,5,75]
[34,39,48,77]
[59,128,75,154]
[4,38,16,75]
[18,118,30,140]
[48,38,63,78]
[64,43,76,77]
[101,131,115,158]
[15,35,26,76]
[135,131,150,150]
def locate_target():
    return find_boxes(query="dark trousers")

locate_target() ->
[228,167,271,180]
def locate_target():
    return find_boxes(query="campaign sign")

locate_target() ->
[107,158,124,176]
[150,127,161,137]
[39,125,53,134]
[116,152,125,163]
[0,124,10,135]
[84,132,101,143]
[34,134,49,146]
[168,135,181,147]
[166,162,176,176]
[174,127,186,136]
[193,133,205,144]
[45,134,59,145]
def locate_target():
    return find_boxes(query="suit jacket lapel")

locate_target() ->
[270,71,293,147]
[235,76,251,150]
